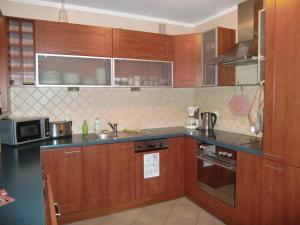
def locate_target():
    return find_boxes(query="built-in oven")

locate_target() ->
[197,142,237,207]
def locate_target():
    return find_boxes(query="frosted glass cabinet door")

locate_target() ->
[36,54,112,86]
[202,29,217,86]
[114,58,173,87]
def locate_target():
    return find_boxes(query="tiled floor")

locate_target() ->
[66,197,225,225]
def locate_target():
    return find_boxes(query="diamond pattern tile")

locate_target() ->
[10,64,261,136]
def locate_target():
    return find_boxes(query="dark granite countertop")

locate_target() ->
[0,127,262,225]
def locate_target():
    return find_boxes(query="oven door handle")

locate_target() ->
[197,155,236,172]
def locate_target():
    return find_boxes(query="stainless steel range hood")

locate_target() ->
[213,0,263,65]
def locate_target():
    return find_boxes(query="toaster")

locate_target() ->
[50,121,72,138]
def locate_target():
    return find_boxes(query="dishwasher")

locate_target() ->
[134,139,169,198]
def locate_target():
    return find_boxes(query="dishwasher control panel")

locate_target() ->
[134,139,168,152]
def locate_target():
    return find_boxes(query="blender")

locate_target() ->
[184,106,200,129]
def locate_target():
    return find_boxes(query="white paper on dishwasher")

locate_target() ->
[144,153,160,179]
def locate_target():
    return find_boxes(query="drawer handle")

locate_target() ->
[64,150,80,154]
[54,202,61,217]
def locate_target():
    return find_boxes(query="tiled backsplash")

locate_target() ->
[10,87,194,133]
[10,64,261,136]
[194,85,260,136]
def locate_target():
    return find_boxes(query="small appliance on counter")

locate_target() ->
[200,112,217,130]
[50,121,72,138]
[184,106,200,129]
[0,117,50,145]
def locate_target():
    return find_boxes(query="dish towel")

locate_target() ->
[248,84,264,134]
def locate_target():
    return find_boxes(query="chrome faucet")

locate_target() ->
[108,122,118,135]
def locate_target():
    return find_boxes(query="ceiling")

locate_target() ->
[15,0,245,26]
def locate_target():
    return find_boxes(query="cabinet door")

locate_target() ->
[264,0,300,167]
[217,27,236,86]
[236,152,262,225]
[41,147,84,215]
[184,138,198,194]
[261,159,300,225]
[174,33,201,87]
[0,15,9,113]
[44,174,58,225]
[35,20,112,57]
[167,138,184,193]
[113,29,173,61]
[135,149,169,198]
[83,143,135,209]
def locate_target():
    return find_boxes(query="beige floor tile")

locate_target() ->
[142,200,176,215]
[165,215,198,225]
[197,210,225,225]
[171,202,200,220]
[100,208,141,225]
[131,208,169,225]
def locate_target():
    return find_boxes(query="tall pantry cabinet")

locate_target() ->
[262,0,300,224]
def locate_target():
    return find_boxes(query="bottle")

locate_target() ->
[82,120,89,135]
[94,118,101,133]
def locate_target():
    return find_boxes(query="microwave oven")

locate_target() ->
[0,117,50,145]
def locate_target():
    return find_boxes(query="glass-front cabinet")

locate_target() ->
[114,58,173,87]
[36,55,173,87]
[36,54,112,87]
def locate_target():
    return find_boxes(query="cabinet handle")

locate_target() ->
[70,49,83,53]
[64,150,80,154]
[54,202,61,217]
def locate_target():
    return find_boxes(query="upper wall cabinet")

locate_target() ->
[35,20,113,57]
[202,27,236,86]
[173,33,201,87]
[0,15,10,114]
[113,29,173,61]
[7,18,35,86]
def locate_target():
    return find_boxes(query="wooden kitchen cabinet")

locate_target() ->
[83,142,135,209]
[135,148,169,198]
[135,138,184,199]
[263,0,300,167]
[41,147,84,215]
[202,27,236,86]
[0,15,9,113]
[35,20,112,57]
[236,151,262,225]
[173,33,201,87]
[44,174,58,225]
[261,159,300,225]
[113,28,173,61]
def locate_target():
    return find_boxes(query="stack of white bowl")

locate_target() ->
[63,73,80,85]
[96,68,107,85]
[81,76,96,85]
[40,71,61,85]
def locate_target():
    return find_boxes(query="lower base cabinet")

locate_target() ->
[236,151,262,225]
[261,159,300,225]
[41,147,84,215]
[83,143,135,209]
[44,174,58,225]
[41,138,184,224]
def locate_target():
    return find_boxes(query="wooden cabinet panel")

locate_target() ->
[264,0,300,167]
[44,174,58,225]
[261,159,300,225]
[0,15,9,113]
[236,152,262,225]
[174,34,201,87]
[135,148,169,198]
[35,20,112,57]
[184,138,198,194]
[113,28,173,61]
[41,147,84,215]
[83,143,135,209]
[167,138,184,193]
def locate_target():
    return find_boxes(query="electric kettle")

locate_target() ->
[201,112,217,130]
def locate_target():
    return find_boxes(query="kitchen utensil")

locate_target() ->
[50,121,72,138]
[201,112,217,130]
[96,68,107,85]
